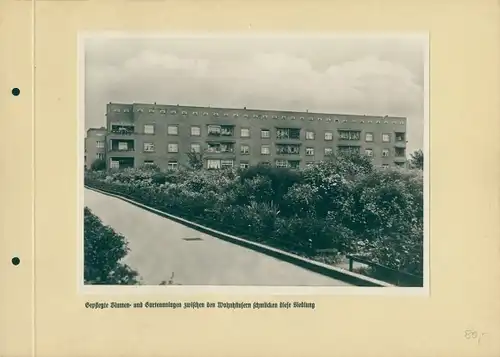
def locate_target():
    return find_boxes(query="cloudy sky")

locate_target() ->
[84,35,426,154]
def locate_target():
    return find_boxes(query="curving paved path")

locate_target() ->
[85,188,353,286]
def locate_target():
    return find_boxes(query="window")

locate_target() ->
[382,149,390,157]
[182,111,188,115]
[144,160,154,165]
[144,143,155,152]
[276,128,300,139]
[365,148,373,157]
[118,142,128,151]
[240,162,249,169]
[289,160,300,169]
[124,109,130,113]
[365,133,374,142]
[306,161,315,168]
[276,144,300,155]
[241,128,250,137]
[167,125,178,135]
[324,148,333,156]
[96,153,104,160]
[213,112,220,117]
[233,114,239,118]
[276,159,288,168]
[160,110,166,114]
[191,126,201,136]
[324,132,333,141]
[167,161,178,170]
[240,144,250,154]
[207,159,221,169]
[96,141,104,148]
[203,112,208,116]
[382,133,391,142]
[261,145,270,155]
[190,143,201,153]
[261,129,270,138]
[221,160,234,169]
[170,110,177,115]
[168,143,179,153]
[382,164,389,169]
[306,131,315,140]
[192,111,198,116]
[149,109,154,113]
[306,147,314,156]
[338,130,361,140]
[144,124,155,134]
[260,162,271,167]
[110,160,119,169]
[395,132,405,142]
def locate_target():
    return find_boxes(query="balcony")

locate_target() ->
[109,125,135,135]
[276,128,301,140]
[108,139,135,153]
[337,145,361,155]
[205,142,236,155]
[276,144,301,155]
[338,130,361,141]
[207,125,235,137]
[394,147,406,158]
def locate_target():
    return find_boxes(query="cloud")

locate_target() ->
[84,37,425,154]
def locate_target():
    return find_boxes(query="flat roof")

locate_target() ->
[107,102,407,120]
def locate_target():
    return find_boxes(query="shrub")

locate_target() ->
[84,154,424,281]
[90,159,106,171]
[84,207,140,285]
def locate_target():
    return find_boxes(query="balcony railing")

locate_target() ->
[109,148,135,152]
[109,130,135,135]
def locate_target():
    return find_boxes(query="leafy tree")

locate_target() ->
[410,149,424,170]
[186,151,204,170]
[84,207,140,285]
[90,158,106,171]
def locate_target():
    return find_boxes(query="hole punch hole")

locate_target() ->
[11,257,20,266]
[11,88,20,96]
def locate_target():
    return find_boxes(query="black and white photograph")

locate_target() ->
[80,34,428,290]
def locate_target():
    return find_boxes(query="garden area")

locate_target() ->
[84,152,424,286]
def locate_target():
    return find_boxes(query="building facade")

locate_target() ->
[84,127,107,169]
[97,102,407,170]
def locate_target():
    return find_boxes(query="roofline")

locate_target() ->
[107,102,408,120]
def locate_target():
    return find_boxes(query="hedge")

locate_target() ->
[85,153,424,281]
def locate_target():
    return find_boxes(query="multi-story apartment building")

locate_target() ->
[98,102,407,170]
[84,127,107,169]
